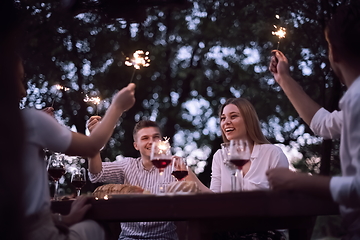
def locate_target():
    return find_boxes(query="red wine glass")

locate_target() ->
[71,168,86,197]
[229,139,251,191]
[221,142,238,191]
[47,153,66,201]
[150,140,172,193]
[171,157,189,181]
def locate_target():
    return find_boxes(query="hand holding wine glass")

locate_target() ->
[171,157,189,181]
[71,168,86,197]
[47,153,66,201]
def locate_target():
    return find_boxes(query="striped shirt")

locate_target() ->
[89,156,178,240]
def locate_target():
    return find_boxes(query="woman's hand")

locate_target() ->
[42,107,54,117]
[112,83,136,112]
[62,195,92,226]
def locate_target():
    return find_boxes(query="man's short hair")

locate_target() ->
[326,2,360,62]
[133,120,161,140]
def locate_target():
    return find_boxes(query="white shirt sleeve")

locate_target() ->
[25,109,72,153]
[209,150,223,193]
[89,160,126,183]
[330,89,360,208]
[310,107,342,139]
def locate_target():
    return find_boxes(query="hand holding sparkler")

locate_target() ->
[125,50,151,83]
[269,50,291,85]
[111,83,136,112]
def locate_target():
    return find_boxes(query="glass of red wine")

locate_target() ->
[150,139,172,193]
[47,153,66,201]
[229,139,251,191]
[71,167,86,197]
[171,157,189,181]
[221,142,238,191]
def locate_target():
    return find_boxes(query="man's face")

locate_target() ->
[133,127,161,159]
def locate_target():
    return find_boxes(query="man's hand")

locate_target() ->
[266,167,298,191]
[62,195,91,226]
[87,116,102,133]
[269,50,291,85]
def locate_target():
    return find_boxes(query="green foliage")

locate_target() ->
[19,0,343,181]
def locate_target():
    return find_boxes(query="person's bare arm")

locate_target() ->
[266,167,332,199]
[86,116,104,174]
[88,152,103,174]
[269,50,321,125]
[65,83,135,157]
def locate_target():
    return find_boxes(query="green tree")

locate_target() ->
[19,0,344,186]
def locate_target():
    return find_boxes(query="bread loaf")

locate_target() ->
[93,184,144,198]
[166,181,199,193]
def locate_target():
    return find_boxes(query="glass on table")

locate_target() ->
[220,142,238,192]
[71,167,86,197]
[47,153,66,201]
[171,157,189,181]
[150,139,172,193]
[229,139,251,191]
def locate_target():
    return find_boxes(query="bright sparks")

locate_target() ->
[83,95,101,105]
[272,26,286,39]
[55,84,69,91]
[125,50,151,70]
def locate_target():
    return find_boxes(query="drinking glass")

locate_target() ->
[71,167,86,197]
[47,153,66,201]
[150,140,172,193]
[221,142,238,191]
[171,157,189,181]
[229,139,251,191]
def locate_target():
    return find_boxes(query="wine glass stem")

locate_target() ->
[77,189,81,197]
[54,180,59,201]
[159,171,165,193]
[237,169,242,191]
[231,172,237,192]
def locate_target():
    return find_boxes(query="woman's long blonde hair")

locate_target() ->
[219,98,270,144]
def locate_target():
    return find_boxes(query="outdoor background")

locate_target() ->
[17,0,349,238]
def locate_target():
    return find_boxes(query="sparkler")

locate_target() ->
[272,15,286,50]
[84,94,101,115]
[51,84,70,108]
[157,137,170,154]
[125,50,151,83]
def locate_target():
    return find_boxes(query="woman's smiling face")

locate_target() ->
[220,104,248,141]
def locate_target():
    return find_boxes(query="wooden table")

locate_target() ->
[51,191,339,240]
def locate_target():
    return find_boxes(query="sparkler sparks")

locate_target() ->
[55,84,70,91]
[125,50,151,83]
[51,84,70,108]
[272,15,287,50]
[156,137,171,154]
[84,95,101,115]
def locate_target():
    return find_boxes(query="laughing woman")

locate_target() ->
[211,98,289,240]
[210,97,289,193]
